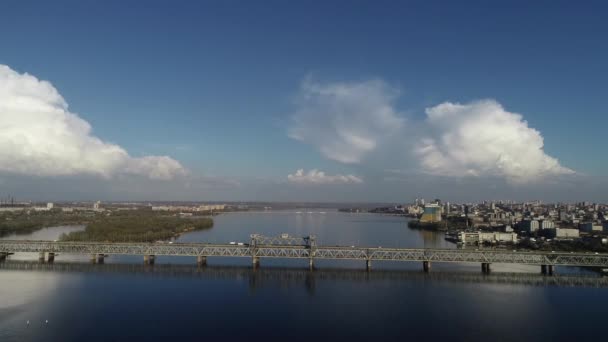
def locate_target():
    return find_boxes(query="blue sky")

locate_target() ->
[0,1,607,202]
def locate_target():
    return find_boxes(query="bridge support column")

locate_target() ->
[423,261,431,273]
[547,265,554,276]
[366,260,372,272]
[309,258,314,271]
[197,255,207,267]
[90,254,97,263]
[0,252,7,262]
[39,252,45,262]
[541,265,547,274]
[481,263,491,274]
[144,255,155,265]
[47,252,55,263]
[252,256,260,269]
[97,254,105,264]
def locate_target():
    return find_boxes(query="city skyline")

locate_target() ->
[1,1,607,202]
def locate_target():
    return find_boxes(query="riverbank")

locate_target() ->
[0,210,92,237]
[60,211,213,242]
[1,209,213,243]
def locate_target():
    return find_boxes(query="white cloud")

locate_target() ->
[288,78,405,164]
[287,169,363,185]
[415,100,574,183]
[0,64,186,180]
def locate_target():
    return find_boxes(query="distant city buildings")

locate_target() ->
[151,204,226,212]
[406,198,608,247]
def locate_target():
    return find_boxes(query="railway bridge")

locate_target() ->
[2,234,608,275]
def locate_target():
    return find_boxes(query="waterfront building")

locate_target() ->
[420,204,442,223]
[458,231,518,244]
[545,228,580,239]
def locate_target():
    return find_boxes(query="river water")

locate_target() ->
[1,210,607,341]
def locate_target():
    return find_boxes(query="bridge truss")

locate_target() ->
[2,236,608,267]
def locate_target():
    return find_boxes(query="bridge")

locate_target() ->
[2,234,608,275]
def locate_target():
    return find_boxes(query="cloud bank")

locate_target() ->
[287,169,363,185]
[416,100,574,183]
[0,65,186,180]
[288,78,574,184]
[288,78,405,164]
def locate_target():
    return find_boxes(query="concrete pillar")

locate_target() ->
[481,263,491,274]
[97,254,105,264]
[366,260,372,271]
[0,252,7,262]
[423,261,431,273]
[252,256,260,268]
[309,258,314,271]
[197,255,207,267]
[541,265,547,274]
[547,265,555,276]
[144,255,155,265]
[47,252,55,263]
[39,252,45,262]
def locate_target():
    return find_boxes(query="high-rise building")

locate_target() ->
[520,220,539,233]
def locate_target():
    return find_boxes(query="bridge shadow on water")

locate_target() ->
[1,260,607,293]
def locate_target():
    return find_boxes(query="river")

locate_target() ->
[1,210,607,341]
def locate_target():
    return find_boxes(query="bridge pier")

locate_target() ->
[0,252,7,262]
[97,254,105,264]
[144,255,155,265]
[423,261,431,273]
[481,263,491,274]
[309,258,314,271]
[47,252,55,263]
[541,265,555,275]
[38,252,45,262]
[366,260,372,271]
[252,256,260,269]
[197,255,207,267]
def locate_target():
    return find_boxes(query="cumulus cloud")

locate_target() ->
[287,169,363,185]
[288,78,405,164]
[0,64,186,180]
[415,100,574,183]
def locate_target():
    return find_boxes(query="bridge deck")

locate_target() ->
[2,240,608,267]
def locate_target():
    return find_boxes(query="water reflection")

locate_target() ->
[2,261,606,289]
